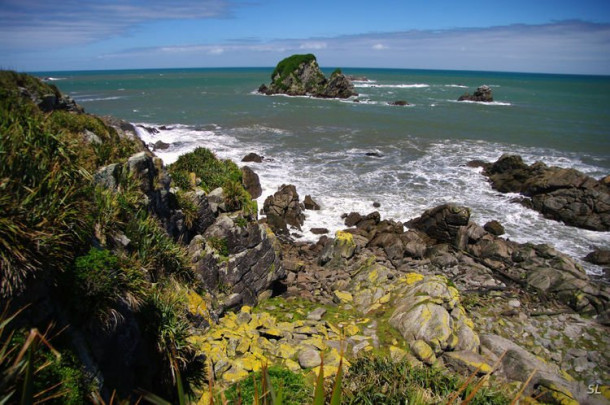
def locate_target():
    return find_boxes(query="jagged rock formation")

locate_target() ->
[477,154,610,231]
[262,184,305,234]
[258,54,357,99]
[458,85,493,102]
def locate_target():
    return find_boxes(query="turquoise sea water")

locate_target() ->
[38,68,610,273]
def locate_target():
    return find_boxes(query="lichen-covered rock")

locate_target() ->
[263,184,305,235]
[319,230,357,267]
[479,334,603,405]
[389,274,479,354]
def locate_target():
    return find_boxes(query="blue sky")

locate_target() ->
[1,0,610,74]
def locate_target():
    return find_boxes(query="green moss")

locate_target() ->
[271,54,317,82]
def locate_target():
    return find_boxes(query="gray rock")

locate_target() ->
[241,166,262,199]
[263,184,305,234]
[458,85,493,102]
[298,348,321,368]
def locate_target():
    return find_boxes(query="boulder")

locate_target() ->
[458,85,493,102]
[584,249,610,265]
[483,220,505,236]
[406,204,471,248]
[241,166,262,199]
[260,54,357,99]
[262,184,305,235]
[152,140,170,151]
[389,274,479,354]
[388,100,409,106]
[303,195,321,210]
[481,154,610,231]
[242,153,264,163]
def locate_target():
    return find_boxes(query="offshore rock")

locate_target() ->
[259,54,357,99]
[263,184,305,234]
[458,85,493,102]
[481,154,610,231]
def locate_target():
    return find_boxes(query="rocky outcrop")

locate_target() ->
[258,54,357,99]
[190,214,284,309]
[480,154,610,231]
[458,85,493,102]
[241,166,262,199]
[262,184,305,234]
[389,274,479,357]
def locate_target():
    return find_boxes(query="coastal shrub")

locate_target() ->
[175,190,200,229]
[342,355,510,405]
[223,179,258,217]
[0,96,92,298]
[271,54,316,82]
[70,248,146,329]
[168,147,242,192]
[0,307,88,405]
[126,214,192,282]
[140,286,206,400]
[224,365,311,405]
[207,236,229,257]
[47,111,138,168]
[331,68,342,77]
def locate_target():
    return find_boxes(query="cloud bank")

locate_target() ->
[98,21,610,75]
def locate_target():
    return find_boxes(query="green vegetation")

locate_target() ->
[341,355,510,405]
[207,236,229,257]
[331,68,343,77]
[168,147,242,192]
[225,365,311,405]
[271,54,317,82]
[71,248,146,329]
[0,86,92,298]
[0,71,204,401]
[168,147,257,217]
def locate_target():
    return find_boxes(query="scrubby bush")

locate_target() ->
[168,147,242,192]
[342,355,510,405]
[0,95,92,298]
[71,248,146,329]
[224,365,311,405]
[140,286,205,400]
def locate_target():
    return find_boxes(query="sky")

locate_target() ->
[1,0,610,74]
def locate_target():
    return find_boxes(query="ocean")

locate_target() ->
[37,67,610,274]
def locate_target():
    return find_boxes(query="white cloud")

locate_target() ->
[299,42,328,50]
[372,43,388,50]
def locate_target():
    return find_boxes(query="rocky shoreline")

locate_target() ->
[3,70,609,404]
[127,121,610,403]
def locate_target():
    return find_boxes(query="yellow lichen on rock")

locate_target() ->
[401,272,425,285]
[333,290,353,303]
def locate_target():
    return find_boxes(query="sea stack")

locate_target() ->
[258,54,357,99]
[458,85,493,102]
